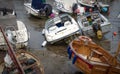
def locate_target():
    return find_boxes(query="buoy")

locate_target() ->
[89,8,92,12]
[41,41,47,47]
[97,30,102,39]
[102,7,108,13]
[72,55,77,64]
[49,13,55,18]
[113,32,117,36]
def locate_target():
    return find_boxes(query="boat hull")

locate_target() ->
[1,50,44,74]
[67,36,120,74]
[77,12,111,37]
[44,14,81,44]
[24,3,40,17]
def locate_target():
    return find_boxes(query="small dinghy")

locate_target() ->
[42,14,80,45]
[77,0,109,13]
[77,11,111,39]
[67,36,120,74]
[24,0,52,17]
[1,50,44,74]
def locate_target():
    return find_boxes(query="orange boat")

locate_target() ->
[67,36,120,74]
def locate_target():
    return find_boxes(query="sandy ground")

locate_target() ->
[0,0,120,74]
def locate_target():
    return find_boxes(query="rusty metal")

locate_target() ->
[0,26,24,74]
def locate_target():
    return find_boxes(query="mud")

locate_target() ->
[0,0,120,74]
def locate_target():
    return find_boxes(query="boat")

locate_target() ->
[42,14,81,45]
[24,0,52,17]
[0,26,44,74]
[1,50,44,74]
[0,7,15,16]
[0,7,16,18]
[54,0,77,13]
[0,20,29,50]
[77,11,111,39]
[67,36,120,74]
[77,0,109,13]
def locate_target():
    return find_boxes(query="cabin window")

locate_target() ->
[56,22,64,28]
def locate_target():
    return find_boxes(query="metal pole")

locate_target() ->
[0,26,24,74]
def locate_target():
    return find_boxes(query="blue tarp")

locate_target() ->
[101,7,108,12]
[31,0,46,9]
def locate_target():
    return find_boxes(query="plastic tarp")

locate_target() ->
[31,0,45,9]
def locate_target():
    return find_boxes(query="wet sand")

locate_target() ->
[0,0,120,74]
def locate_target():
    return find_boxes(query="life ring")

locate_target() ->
[79,36,92,42]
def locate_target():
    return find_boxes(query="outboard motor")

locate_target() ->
[44,4,52,17]
[72,3,78,13]
[32,0,52,17]
[92,23,102,39]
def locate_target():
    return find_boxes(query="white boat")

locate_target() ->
[77,0,109,13]
[0,8,16,18]
[54,0,77,13]
[0,20,29,50]
[77,0,95,7]
[43,14,80,44]
[77,11,111,37]
[24,0,52,17]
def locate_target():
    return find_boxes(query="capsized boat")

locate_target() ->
[0,20,29,50]
[24,0,52,17]
[67,36,120,74]
[42,14,81,44]
[77,11,111,39]
[77,0,109,13]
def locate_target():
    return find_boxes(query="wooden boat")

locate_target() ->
[1,50,44,74]
[67,36,120,74]
[0,26,44,74]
